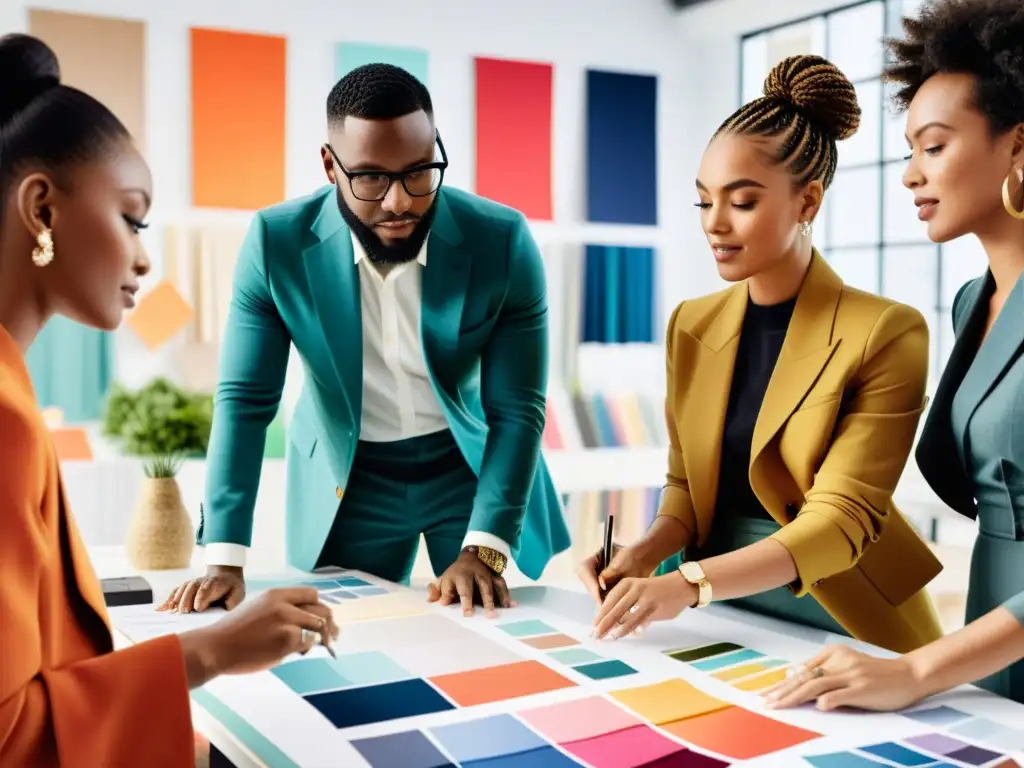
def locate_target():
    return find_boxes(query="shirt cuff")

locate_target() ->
[204,542,248,568]
[462,531,512,561]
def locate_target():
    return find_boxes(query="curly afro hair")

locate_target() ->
[326,63,431,127]
[883,0,1024,133]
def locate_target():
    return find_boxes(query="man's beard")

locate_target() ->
[336,185,436,265]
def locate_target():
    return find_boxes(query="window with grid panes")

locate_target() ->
[739,0,988,385]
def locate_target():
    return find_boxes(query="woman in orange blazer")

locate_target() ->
[579,55,944,654]
[0,35,338,767]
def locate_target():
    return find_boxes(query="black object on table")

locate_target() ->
[100,576,154,607]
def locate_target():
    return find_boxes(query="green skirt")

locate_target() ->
[657,515,849,637]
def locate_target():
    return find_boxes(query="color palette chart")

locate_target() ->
[246,571,432,623]
[346,673,825,766]
[110,576,1024,768]
[805,734,1021,767]
[270,612,576,730]
[664,640,793,692]
[609,677,822,762]
[496,618,639,680]
[901,705,1024,755]
[355,697,733,768]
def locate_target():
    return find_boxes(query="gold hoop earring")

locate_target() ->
[800,220,813,237]
[32,227,54,267]
[1003,167,1024,221]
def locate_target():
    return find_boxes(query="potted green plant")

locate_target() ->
[124,454,194,570]
[102,378,213,457]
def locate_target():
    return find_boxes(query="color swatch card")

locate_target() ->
[495,617,639,681]
[109,574,1024,768]
[663,640,793,693]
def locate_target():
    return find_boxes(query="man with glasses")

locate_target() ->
[161,63,569,618]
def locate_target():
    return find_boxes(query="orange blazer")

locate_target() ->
[0,326,193,767]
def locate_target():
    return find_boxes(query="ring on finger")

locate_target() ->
[618,604,640,625]
[300,628,317,644]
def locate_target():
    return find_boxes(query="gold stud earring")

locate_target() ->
[799,220,813,236]
[1002,166,1024,221]
[32,227,54,267]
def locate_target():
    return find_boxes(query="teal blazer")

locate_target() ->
[198,185,570,580]
[916,272,1024,624]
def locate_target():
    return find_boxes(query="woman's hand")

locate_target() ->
[577,543,656,604]
[179,586,340,688]
[762,644,928,712]
[592,572,697,640]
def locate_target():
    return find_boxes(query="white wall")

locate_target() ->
[1,0,695,400]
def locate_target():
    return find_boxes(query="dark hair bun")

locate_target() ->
[763,54,861,141]
[0,34,61,125]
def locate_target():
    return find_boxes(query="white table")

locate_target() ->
[90,546,1024,768]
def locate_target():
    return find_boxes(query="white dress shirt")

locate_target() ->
[204,233,511,569]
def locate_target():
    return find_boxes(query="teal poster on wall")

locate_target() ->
[336,42,429,85]
[25,315,114,422]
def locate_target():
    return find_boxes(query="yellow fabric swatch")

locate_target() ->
[733,667,789,692]
[610,678,729,725]
[712,662,768,682]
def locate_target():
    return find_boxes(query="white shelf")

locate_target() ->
[543,447,667,492]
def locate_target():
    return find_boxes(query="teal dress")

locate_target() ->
[917,271,1024,703]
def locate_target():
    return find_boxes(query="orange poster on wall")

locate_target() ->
[190,27,286,209]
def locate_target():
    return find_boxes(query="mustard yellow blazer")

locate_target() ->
[659,252,944,653]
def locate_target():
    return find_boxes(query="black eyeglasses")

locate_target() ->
[327,132,448,202]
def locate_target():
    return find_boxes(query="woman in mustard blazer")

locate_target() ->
[580,54,944,654]
[0,35,337,767]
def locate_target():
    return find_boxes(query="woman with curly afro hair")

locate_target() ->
[765,0,1024,712]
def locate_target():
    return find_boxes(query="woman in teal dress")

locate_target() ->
[764,0,1024,710]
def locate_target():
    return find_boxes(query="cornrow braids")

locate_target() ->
[882,0,1024,134]
[715,55,861,189]
[326,62,432,127]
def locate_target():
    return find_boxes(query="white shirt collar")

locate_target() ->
[351,232,428,266]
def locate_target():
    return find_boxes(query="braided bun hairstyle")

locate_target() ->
[716,54,861,189]
[0,33,129,196]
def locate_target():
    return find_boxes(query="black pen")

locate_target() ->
[599,512,615,600]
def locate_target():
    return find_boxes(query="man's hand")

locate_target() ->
[156,565,246,614]
[426,549,514,618]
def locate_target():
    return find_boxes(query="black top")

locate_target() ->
[714,297,796,522]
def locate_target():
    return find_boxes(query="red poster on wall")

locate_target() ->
[474,57,553,221]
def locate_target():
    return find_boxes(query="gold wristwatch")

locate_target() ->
[678,561,712,608]
[467,545,507,575]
